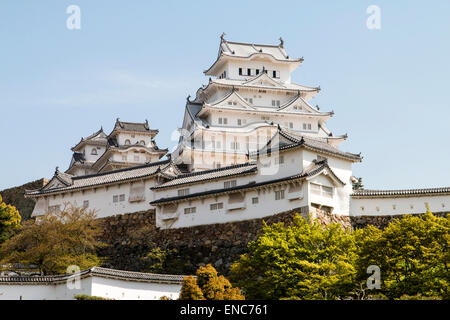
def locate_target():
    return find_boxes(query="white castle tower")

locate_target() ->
[67,119,168,176]
[172,34,349,172]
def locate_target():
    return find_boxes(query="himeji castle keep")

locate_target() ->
[25,35,450,229]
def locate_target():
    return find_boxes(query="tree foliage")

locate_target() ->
[230,212,449,300]
[354,210,449,299]
[179,264,245,300]
[0,205,103,275]
[230,215,356,300]
[0,195,21,244]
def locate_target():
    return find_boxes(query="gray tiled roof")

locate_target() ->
[352,187,450,198]
[152,162,258,190]
[71,128,108,151]
[251,128,361,162]
[25,160,170,196]
[112,119,158,134]
[151,159,340,204]
[0,267,185,284]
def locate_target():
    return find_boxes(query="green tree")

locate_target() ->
[354,211,449,299]
[230,215,357,300]
[179,275,205,300]
[0,205,103,275]
[179,264,245,300]
[0,195,21,244]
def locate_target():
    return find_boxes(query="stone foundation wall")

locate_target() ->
[97,208,307,275]
[350,212,448,229]
[96,208,448,275]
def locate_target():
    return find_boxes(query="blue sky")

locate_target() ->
[0,1,449,190]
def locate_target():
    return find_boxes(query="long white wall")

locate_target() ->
[0,278,92,300]
[350,195,449,216]
[0,276,181,300]
[91,277,180,300]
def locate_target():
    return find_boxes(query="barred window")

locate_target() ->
[184,207,196,214]
[178,188,190,196]
[311,183,334,198]
[224,180,237,188]
[275,190,285,200]
[210,202,224,211]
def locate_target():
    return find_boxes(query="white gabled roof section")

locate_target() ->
[277,93,324,114]
[242,72,286,88]
[204,35,304,76]
[204,89,255,110]
[305,163,346,187]
[41,168,74,191]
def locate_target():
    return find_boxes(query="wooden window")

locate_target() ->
[275,155,284,165]
[289,122,293,129]
[210,202,224,211]
[224,180,237,188]
[178,188,190,196]
[311,183,321,195]
[311,183,333,198]
[275,190,285,200]
[113,195,118,203]
[218,117,223,124]
[129,181,145,202]
[247,68,251,76]
[119,194,125,202]
[184,207,196,214]
[237,119,242,126]
[83,200,89,208]
[239,68,242,75]
[322,186,333,198]
[230,141,239,150]
[252,197,259,204]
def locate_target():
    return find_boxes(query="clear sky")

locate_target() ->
[0,0,449,190]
